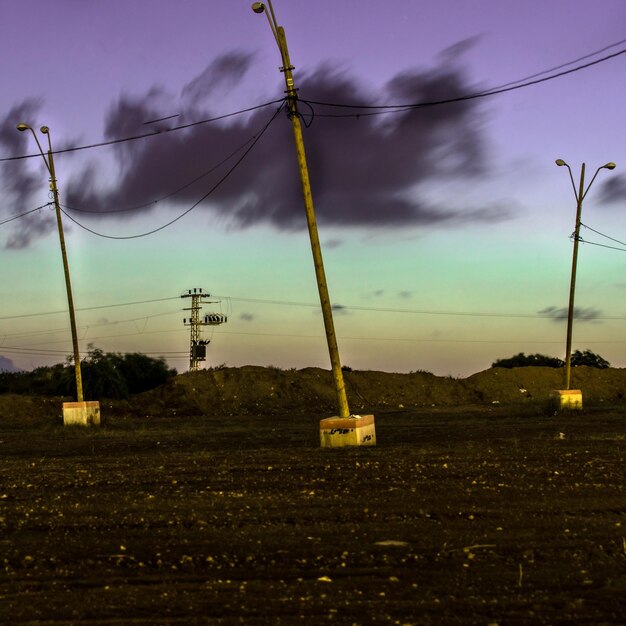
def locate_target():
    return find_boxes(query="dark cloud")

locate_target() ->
[599,175,626,204]
[331,303,350,315]
[323,237,344,249]
[398,290,413,299]
[240,312,255,322]
[61,49,507,235]
[0,99,57,249]
[182,52,254,105]
[538,306,603,322]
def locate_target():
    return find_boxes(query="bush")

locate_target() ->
[492,352,564,369]
[492,350,610,370]
[0,345,177,399]
[570,349,610,369]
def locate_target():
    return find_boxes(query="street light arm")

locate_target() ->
[263,6,280,48]
[581,163,616,202]
[564,163,578,200]
[16,123,51,175]
[41,126,54,157]
[252,1,292,73]
[264,0,279,31]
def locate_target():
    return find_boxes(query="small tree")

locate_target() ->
[71,345,177,399]
[570,349,610,369]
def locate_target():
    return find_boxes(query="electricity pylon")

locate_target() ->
[181,288,227,371]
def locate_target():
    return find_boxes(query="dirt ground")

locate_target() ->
[1,368,625,624]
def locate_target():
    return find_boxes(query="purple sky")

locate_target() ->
[1,0,625,376]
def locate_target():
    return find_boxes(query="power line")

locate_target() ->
[0,309,182,341]
[0,296,180,321]
[209,328,626,345]
[0,98,285,163]
[299,48,626,117]
[0,346,189,359]
[475,37,626,93]
[2,40,623,167]
[57,102,285,239]
[61,131,261,215]
[3,290,625,332]
[215,295,626,320]
[579,238,626,253]
[5,327,625,364]
[0,202,52,228]
[580,223,626,247]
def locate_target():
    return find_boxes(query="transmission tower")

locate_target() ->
[181,288,228,371]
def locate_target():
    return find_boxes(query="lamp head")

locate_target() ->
[603,162,616,170]
[555,158,567,167]
[16,123,30,132]
[251,2,265,13]
[40,126,49,134]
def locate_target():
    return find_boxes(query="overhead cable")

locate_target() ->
[0,98,285,163]
[579,238,626,253]
[580,222,626,247]
[0,296,180,321]
[1,42,624,164]
[0,202,52,228]
[299,48,626,117]
[62,131,261,215]
[216,294,626,320]
[475,37,626,93]
[58,102,285,239]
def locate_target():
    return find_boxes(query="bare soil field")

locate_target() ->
[0,367,625,625]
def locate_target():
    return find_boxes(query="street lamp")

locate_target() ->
[555,158,616,390]
[251,1,350,418]
[17,123,84,402]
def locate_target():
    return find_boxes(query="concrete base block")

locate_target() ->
[551,389,583,411]
[319,414,376,448]
[63,401,101,426]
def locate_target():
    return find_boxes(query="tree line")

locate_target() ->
[0,345,177,399]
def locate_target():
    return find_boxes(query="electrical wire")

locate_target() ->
[214,295,626,320]
[0,309,182,343]
[3,290,625,324]
[579,238,626,253]
[0,202,53,228]
[580,223,626,247]
[299,48,626,117]
[5,326,625,365]
[61,131,261,215]
[57,101,286,239]
[2,40,624,166]
[474,37,626,94]
[0,98,285,163]
[209,327,626,345]
[0,296,180,321]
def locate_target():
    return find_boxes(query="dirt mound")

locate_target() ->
[129,365,626,417]
[465,366,626,404]
[1,366,625,424]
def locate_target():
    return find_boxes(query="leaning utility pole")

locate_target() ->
[181,288,227,371]
[251,0,350,418]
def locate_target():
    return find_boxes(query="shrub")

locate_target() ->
[492,352,564,369]
[570,349,610,369]
[492,350,610,370]
[0,345,176,399]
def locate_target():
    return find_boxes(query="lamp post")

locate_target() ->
[555,158,616,390]
[17,123,84,402]
[251,1,350,417]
